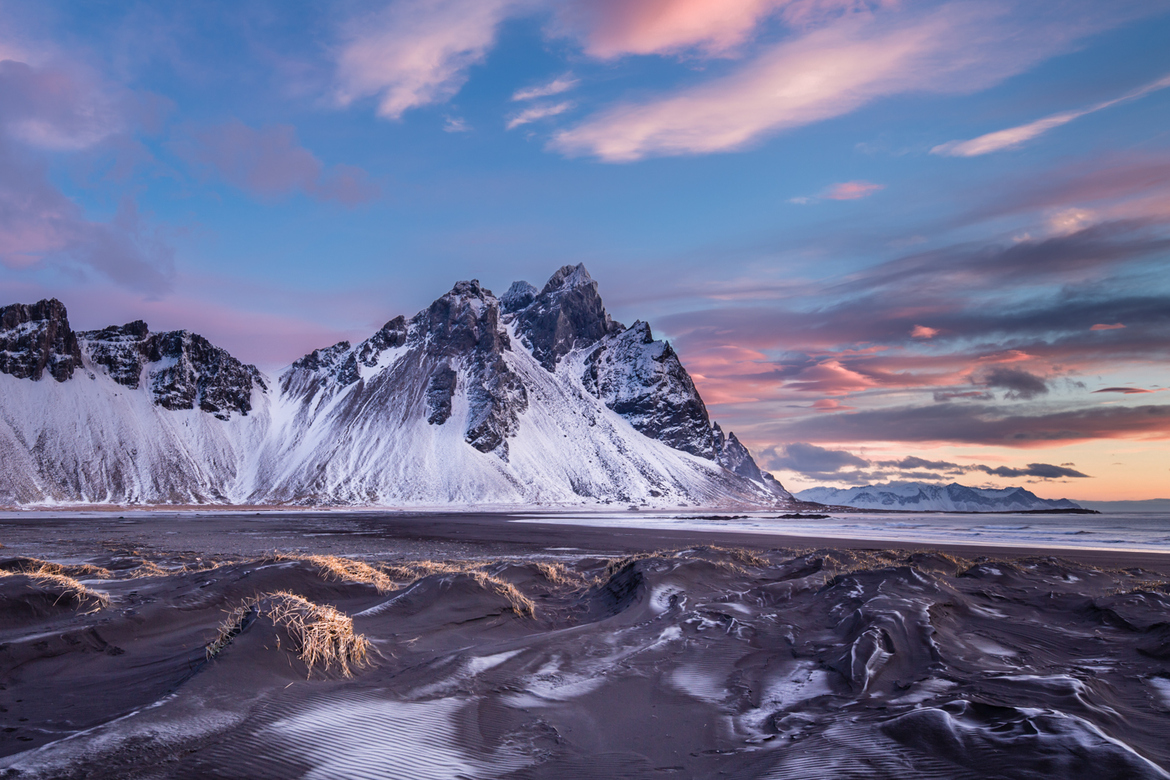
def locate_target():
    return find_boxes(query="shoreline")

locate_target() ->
[2,509,1167,574]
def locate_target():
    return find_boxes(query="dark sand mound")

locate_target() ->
[2,543,1170,779]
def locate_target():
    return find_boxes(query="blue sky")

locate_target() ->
[2,0,1169,498]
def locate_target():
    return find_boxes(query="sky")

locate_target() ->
[1,0,1168,501]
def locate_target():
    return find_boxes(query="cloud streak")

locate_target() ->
[933,72,1170,157]
[512,74,578,101]
[551,2,1126,161]
[506,101,574,130]
[774,403,1170,447]
[334,0,523,120]
[762,443,1092,481]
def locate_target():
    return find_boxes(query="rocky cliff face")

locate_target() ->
[0,266,791,507]
[0,299,83,382]
[508,264,619,371]
[80,322,266,420]
[582,321,716,459]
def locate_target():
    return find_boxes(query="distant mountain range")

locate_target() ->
[796,482,1083,512]
[0,265,791,508]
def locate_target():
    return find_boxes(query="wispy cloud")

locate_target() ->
[761,442,1091,480]
[506,100,574,130]
[334,0,524,120]
[178,120,379,205]
[773,402,1170,447]
[790,180,884,204]
[551,3,1124,161]
[512,73,578,101]
[933,72,1170,157]
[443,115,471,132]
[551,0,896,59]
[825,180,884,200]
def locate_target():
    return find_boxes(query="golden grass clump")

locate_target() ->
[533,561,577,586]
[129,559,173,578]
[207,592,371,678]
[471,572,536,618]
[1,558,112,579]
[272,554,544,618]
[301,555,396,594]
[0,565,111,611]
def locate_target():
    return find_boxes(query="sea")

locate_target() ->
[516,510,1170,554]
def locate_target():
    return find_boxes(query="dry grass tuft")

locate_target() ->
[0,565,111,611]
[378,559,538,617]
[270,554,547,618]
[2,557,112,579]
[129,559,173,578]
[533,561,577,586]
[207,591,371,678]
[300,555,397,594]
[471,572,536,618]
[699,546,769,568]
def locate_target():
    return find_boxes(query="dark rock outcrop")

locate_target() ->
[510,264,619,371]
[80,323,266,420]
[426,364,457,425]
[145,331,266,419]
[81,321,151,387]
[417,280,527,455]
[583,321,717,459]
[0,299,82,382]
[713,423,789,497]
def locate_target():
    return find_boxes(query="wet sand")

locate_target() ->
[2,511,1169,779]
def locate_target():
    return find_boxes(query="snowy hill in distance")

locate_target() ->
[0,265,792,509]
[796,482,1083,512]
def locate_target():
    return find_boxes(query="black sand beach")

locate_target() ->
[2,511,1169,779]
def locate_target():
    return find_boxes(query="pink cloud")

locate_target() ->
[824,180,884,200]
[551,0,894,59]
[1090,322,1125,331]
[813,398,855,411]
[911,324,938,338]
[334,0,522,120]
[180,121,378,205]
[551,3,1136,161]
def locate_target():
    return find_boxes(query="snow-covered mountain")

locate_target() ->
[796,482,1083,512]
[0,265,792,508]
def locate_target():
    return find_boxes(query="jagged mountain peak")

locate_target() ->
[542,262,594,294]
[508,264,619,371]
[1,269,792,507]
[501,281,538,313]
[0,298,83,382]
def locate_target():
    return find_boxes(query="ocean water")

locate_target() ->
[516,511,1170,554]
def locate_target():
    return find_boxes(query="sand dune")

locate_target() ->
[1,513,1169,779]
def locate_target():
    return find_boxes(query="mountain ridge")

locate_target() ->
[795,481,1083,512]
[0,265,791,508]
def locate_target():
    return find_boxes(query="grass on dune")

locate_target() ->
[285,554,539,617]
[291,554,397,594]
[207,591,371,678]
[0,564,111,611]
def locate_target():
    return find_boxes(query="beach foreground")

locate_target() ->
[2,511,1169,779]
